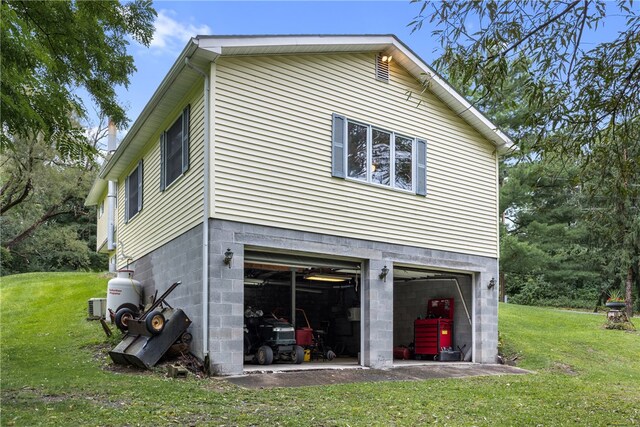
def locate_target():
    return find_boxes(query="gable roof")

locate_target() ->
[86,34,513,205]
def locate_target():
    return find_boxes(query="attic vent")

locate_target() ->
[375,54,390,82]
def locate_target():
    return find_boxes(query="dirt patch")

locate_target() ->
[225,364,531,389]
[1,387,125,409]
[550,362,579,376]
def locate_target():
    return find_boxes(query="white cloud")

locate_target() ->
[148,9,211,54]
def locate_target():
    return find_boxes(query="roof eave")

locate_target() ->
[98,34,513,184]
[99,39,210,180]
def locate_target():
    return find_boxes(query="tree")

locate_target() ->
[0,120,109,275]
[1,0,155,158]
[410,1,639,153]
[500,157,603,308]
[411,0,640,315]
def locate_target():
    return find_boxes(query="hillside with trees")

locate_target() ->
[411,0,639,314]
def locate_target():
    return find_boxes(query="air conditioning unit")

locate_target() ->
[88,298,107,320]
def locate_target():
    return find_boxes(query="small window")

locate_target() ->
[98,201,104,218]
[125,160,143,222]
[394,135,413,190]
[160,105,190,191]
[371,129,391,186]
[347,122,368,181]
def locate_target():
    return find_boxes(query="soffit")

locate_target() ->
[95,34,512,189]
[196,35,513,153]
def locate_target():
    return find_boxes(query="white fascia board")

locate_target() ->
[85,178,107,206]
[196,35,513,153]
[388,40,514,153]
[95,35,512,186]
[195,34,397,51]
[99,40,202,180]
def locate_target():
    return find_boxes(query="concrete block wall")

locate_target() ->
[362,259,394,368]
[207,223,245,375]
[474,271,499,363]
[128,218,499,374]
[393,277,473,358]
[132,224,204,359]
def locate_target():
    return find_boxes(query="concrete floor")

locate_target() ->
[243,357,360,373]
[229,362,530,388]
[243,357,472,373]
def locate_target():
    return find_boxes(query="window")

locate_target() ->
[160,105,190,191]
[125,160,143,222]
[98,201,104,218]
[333,114,427,195]
[347,122,367,180]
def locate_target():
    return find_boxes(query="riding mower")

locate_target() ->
[244,307,304,365]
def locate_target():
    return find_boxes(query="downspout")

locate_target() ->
[185,56,211,362]
[106,182,117,251]
[106,120,117,272]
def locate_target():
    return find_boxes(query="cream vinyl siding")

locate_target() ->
[213,53,499,258]
[116,87,205,267]
[96,190,108,252]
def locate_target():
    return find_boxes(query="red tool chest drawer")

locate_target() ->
[414,318,453,358]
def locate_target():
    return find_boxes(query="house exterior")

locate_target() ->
[86,35,512,375]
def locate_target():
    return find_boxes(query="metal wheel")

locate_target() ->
[145,310,166,335]
[180,332,193,344]
[292,345,304,364]
[115,308,135,332]
[256,345,273,365]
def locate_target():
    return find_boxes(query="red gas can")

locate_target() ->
[295,327,313,346]
[393,346,413,360]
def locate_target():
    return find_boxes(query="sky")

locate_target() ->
[113,1,430,126]
[97,0,630,133]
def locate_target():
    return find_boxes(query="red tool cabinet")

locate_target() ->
[414,298,454,359]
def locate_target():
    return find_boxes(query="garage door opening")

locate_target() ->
[393,266,473,364]
[243,251,362,371]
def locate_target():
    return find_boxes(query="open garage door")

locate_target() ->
[243,250,362,370]
[392,266,473,363]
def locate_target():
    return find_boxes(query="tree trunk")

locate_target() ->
[626,266,634,318]
[3,201,72,249]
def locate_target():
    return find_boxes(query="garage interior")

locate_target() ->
[393,266,473,363]
[243,252,362,370]
[242,251,474,371]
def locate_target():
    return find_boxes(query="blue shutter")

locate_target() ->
[124,175,130,223]
[182,105,190,173]
[159,133,166,191]
[331,114,346,178]
[416,139,427,196]
[137,160,143,212]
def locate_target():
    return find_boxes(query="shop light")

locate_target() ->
[304,273,351,282]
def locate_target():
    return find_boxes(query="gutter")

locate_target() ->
[185,53,212,363]
[99,41,200,180]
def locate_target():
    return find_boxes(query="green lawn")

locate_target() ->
[1,272,638,426]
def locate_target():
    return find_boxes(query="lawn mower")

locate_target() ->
[243,307,304,365]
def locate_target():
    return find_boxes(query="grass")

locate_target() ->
[1,272,639,426]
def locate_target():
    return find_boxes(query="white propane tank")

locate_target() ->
[107,269,142,318]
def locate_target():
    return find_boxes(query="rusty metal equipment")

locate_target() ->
[109,281,192,369]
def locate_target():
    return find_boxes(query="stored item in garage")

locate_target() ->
[414,298,455,360]
[244,307,305,365]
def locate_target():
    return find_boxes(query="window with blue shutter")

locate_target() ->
[160,105,190,190]
[331,113,427,196]
[125,160,143,223]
